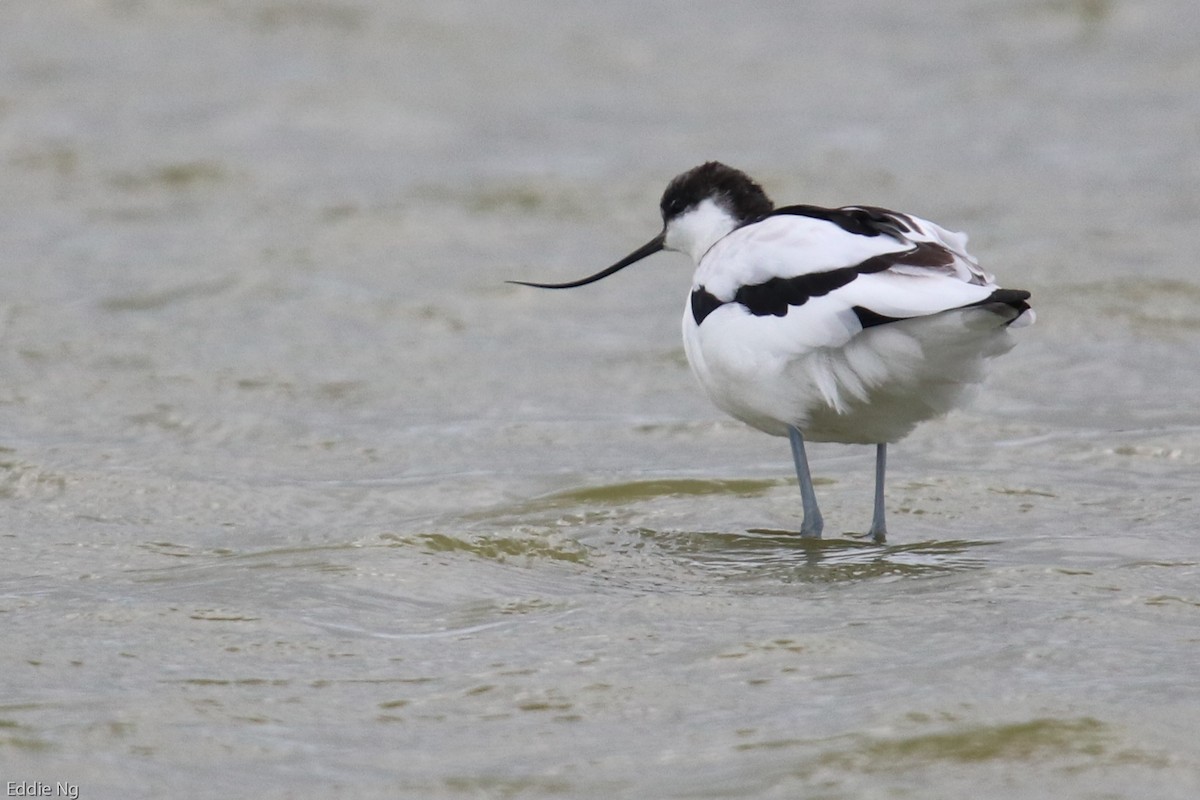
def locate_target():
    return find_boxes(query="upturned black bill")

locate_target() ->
[508,233,665,289]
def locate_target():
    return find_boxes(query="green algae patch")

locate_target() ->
[548,478,780,506]
[860,718,1110,764]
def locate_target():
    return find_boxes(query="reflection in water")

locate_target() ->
[459,475,999,585]
[639,528,996,582]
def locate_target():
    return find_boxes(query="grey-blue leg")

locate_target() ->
[787,425,824,538]
[868,443,888,544]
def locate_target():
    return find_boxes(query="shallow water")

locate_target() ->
[2,1,1199,798]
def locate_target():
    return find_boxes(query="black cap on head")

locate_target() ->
[659,162,774,225]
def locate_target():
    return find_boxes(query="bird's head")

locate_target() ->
[509,161,773,289]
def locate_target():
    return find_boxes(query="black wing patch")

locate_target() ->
[852,288,1033,330]
[690,288,724,326]
[968,288,1031,313]
[851,306,903,329]
[691,242,955,326]
[966,288,1032,325]
[767,204,914,241]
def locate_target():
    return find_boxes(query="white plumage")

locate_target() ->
[513,162,1033,541]
[682,206,1029,442]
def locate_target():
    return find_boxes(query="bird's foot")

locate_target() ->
[799,512,824,539]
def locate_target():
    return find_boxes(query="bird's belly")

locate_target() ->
[683,305,1016,444]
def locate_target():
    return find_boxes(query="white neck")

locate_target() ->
[662,198,740,264]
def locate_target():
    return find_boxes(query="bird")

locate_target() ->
[510,162,1033,542]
